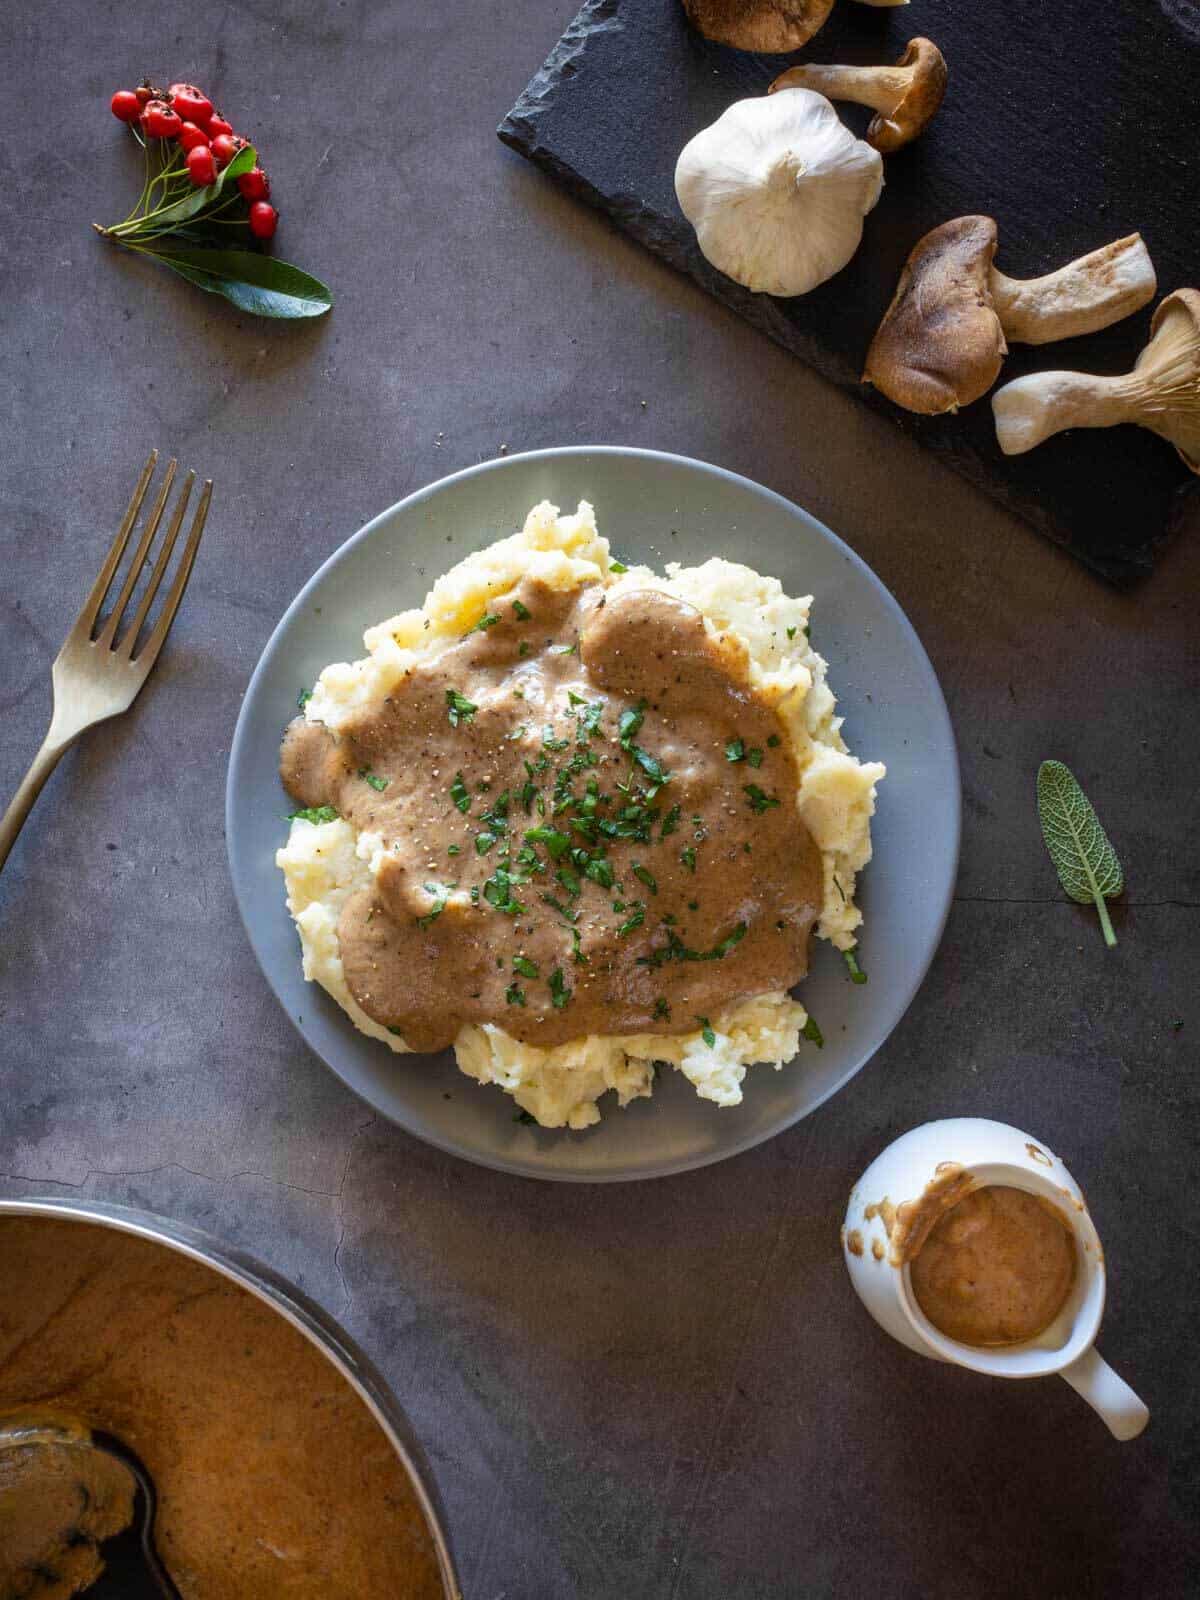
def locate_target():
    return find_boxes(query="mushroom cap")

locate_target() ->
[868,38,948,153]
[1142,289,1200,472]
[681,0,835,52]
[1149,287,1200,346]
[864,215,1007,414]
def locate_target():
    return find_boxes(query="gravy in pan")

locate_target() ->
[281,581,824,1051]
[0,1218,446,1599]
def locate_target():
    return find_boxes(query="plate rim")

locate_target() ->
[226,445,961,1182]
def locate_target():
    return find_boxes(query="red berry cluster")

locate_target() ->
[110,80,278,239]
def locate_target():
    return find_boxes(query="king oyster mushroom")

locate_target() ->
[864,216,1157,414]
[993,289,1200,472]
[770,37,948,153]
[675,89,883,297]
[681,0,835,52]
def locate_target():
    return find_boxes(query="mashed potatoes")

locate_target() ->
[276,501,884,1129]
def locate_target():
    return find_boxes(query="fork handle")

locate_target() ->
[0,733,73,877]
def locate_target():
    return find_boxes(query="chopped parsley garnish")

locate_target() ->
[710,922,748,958]
[482,867,526,916]
[450,772,471,813]
[570,927,588,964]
[464,612,500,636]
[447,844,461,855]
[512,599,532,620]
[541,892,578,921]
[387,1024,404,1036]
[653,997,670,1020]
[579,701,604,737]
[609,559,629,574]
[505,982,526,1007]
[661,804,681,838]
[518,641,530,658]
[802,1015,824,1048]
[744,784,780,815]
[567,690,587,708]
[557,641,578,655]
[359,769,389,792]
[418,884,448,928]
[548,968,571,1008]
[476,832,497,855]
[725,737,745,763]
[618,702,645,746]
[632,863,657,895]
[512,956,540,979]
[288,805,338,825]
[446,689,478,727]
[542,725,570,752]
[480,792,510,834]
[297,687,313,711]
[555,864,582,898]
[527,827,571,859]
[584,856,615,889]
[786,626,797,641]
[843,947,868,985]
[630,745,668,785]
[767,734,781,748]
[696,1017,717,1048]
[637,921,747,969]
[680,847,696,873]
[617,905,645,937]
[746,748,764,769]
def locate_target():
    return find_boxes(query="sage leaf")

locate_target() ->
[141,245,332,319]
[1037,760,1124,947]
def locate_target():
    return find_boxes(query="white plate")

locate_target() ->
[226,448,960,1182]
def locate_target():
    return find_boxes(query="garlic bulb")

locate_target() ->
[675,89,884,298]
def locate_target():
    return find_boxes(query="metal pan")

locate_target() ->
[0,1197,462,1599]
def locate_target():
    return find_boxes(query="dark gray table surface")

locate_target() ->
[1,3,1196,1597]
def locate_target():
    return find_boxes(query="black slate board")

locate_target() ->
[499,0,1200,581]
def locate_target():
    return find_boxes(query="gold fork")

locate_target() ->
[0,451,211,874]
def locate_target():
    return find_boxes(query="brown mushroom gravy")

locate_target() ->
[909,1186,1078,1348]
[0,1218,445,1599]
[281,579,823,1052]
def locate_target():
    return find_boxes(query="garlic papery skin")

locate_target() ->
[675,89,884,298]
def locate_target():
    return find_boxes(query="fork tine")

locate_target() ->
[116,470,194,659]
[124,477,210,667]
[95,457,177,649]
[73,450,158,636]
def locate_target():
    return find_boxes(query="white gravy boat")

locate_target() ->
[843,1117,1148,1441]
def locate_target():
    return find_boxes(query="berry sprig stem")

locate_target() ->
[99,76,331,318]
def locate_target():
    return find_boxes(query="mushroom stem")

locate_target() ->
[988,234,1157,345]
[992,372,1133,456]
[993,289,1200,471]
[773,63,913,118]
[770,39,947,153]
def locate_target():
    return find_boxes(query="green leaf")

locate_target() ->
[288,804,337,825]
[1037,761,1124,947]
[446,689,478,727]
[139,243,332,319]
[802,1015,824,1048]
[125,145,258,234]
[843,947,868,985]
[696,1017,716,1049]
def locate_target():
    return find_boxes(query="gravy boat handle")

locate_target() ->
[1059,1347,1149,1440]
